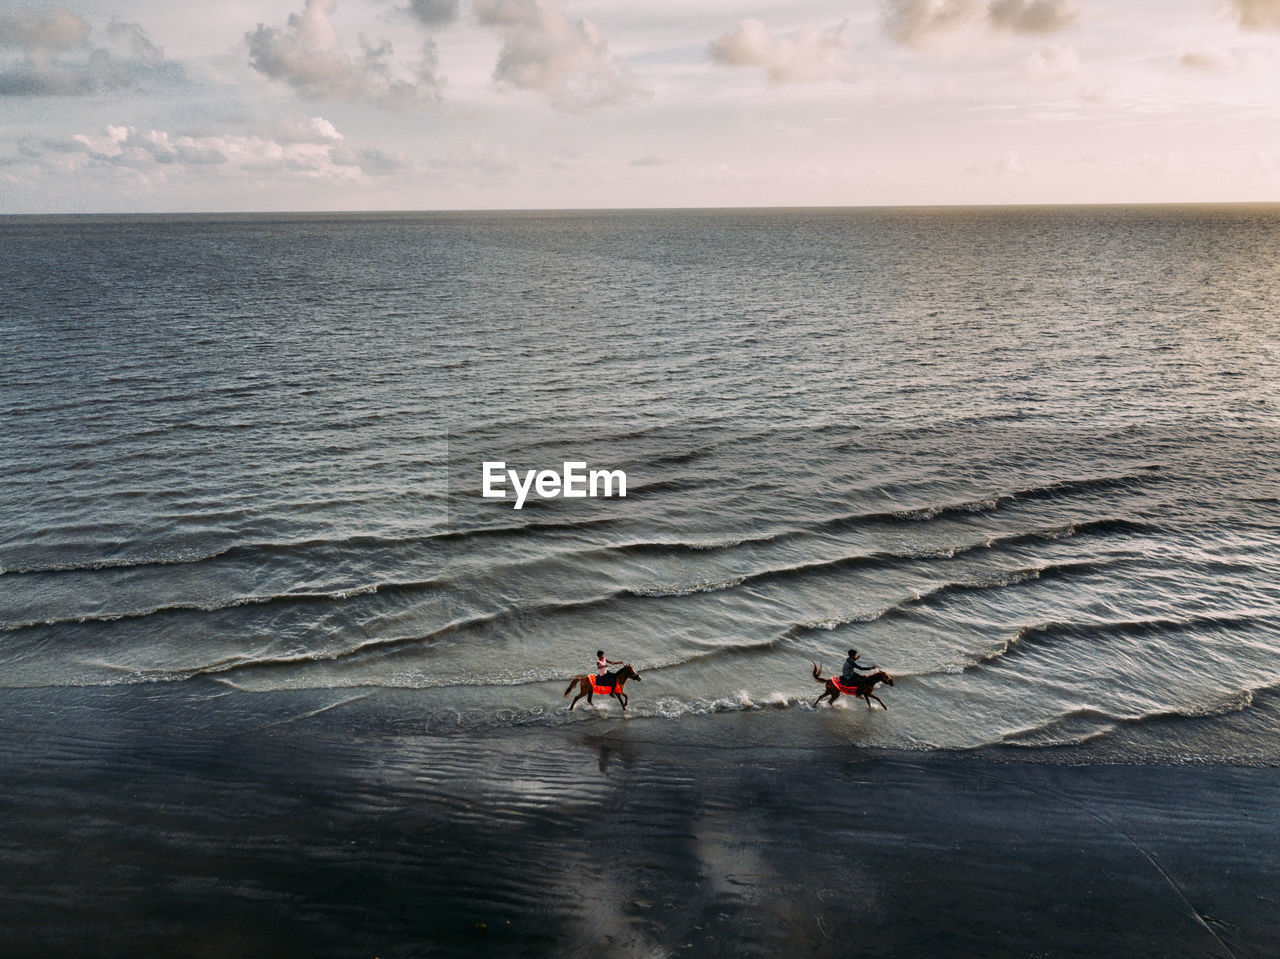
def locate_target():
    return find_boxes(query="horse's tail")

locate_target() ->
[564,676,581,697]
[812,662,826,684]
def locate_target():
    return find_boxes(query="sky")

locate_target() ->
[2,0,1280,212]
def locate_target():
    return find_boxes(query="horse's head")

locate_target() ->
[876,671,894,686]
[618,664,640,681]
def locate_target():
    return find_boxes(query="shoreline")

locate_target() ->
[2,685,1277,957]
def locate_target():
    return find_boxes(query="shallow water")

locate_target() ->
[2,688,1277,959]
[3,206,1280,760]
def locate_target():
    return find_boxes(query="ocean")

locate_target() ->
[3,205,1280,759]
[5,205,1280,957]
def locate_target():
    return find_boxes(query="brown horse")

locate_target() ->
[564,664,641,711]
[812,662,893,709]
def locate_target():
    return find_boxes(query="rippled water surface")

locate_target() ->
[3,206,1279,760]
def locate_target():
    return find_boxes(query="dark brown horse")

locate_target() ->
[812,662,893,709]
[564,664,641,711]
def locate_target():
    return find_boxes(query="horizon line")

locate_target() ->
[5,199,1280,220]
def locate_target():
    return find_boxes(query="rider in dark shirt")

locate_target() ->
[840,649,873,686]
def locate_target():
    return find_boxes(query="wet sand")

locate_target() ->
[1,686,1277,958]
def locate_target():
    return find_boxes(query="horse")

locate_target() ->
[564,664,641,711]
[812,662,894,709]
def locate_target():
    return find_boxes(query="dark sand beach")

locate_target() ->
[2,685,1277,959]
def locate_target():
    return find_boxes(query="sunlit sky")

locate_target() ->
[2,0,1280,212]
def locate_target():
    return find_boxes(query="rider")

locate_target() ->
[840,648,874,687]
[596,650,621,687]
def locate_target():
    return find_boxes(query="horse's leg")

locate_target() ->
[618,690,628,710]
[568,685,586,711]
[869,693,886,709]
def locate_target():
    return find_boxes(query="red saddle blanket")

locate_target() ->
[590,678,619,695]
[831,677,863,695]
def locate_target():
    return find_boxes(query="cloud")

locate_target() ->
[0,9,181,96]
[105,18,166,61]
[66,126,228,168]
[247,0,443,108]
[1017,45,1081,80]
[430,139,516,175]
[987,0,1079,34]
[270,113,345,144]
[406,0,459,27]
[880,0,1077,46]
[709,19,852,84]
[26,122,408,183]
[0,9,88,50]
[1179,49,1230,72]
[473,0,640,109]
[329,144,411,174]
[1228,0,1280,30]
[881,0,980,47]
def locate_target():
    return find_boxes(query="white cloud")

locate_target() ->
[25,122,398,183]
[473,0,640,110]
[1017,45,1081,80]
[246,0,443,109]
[0,10,181,96]
[880,0,1078,46]
[709,19,852,84]
[274,113,345,144]
[1229,0,1280,31]
[67,126,228,168]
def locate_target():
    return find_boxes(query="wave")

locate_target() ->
[0,577,442,633]
[0,513,622,579]
[781,556,1125,640]
[628,576,747,597]
[593,559,1121,679]
[4,513,1144,658]
[730,521,1145,594]
[954,611,1280,675]
[566,515,1153,574]
[603,522,1136,611]
[2,469,1159,584]
[171,592,649,684]
[997,687,1259,748]
[625,476,713,497]
[815,472,1157,531]
[0,530,442,578]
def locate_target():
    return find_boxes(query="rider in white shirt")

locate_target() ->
[596,650,620,685]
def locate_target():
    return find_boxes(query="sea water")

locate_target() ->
[2,206,1279,760]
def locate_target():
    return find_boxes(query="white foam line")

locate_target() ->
[254,693,372,731]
